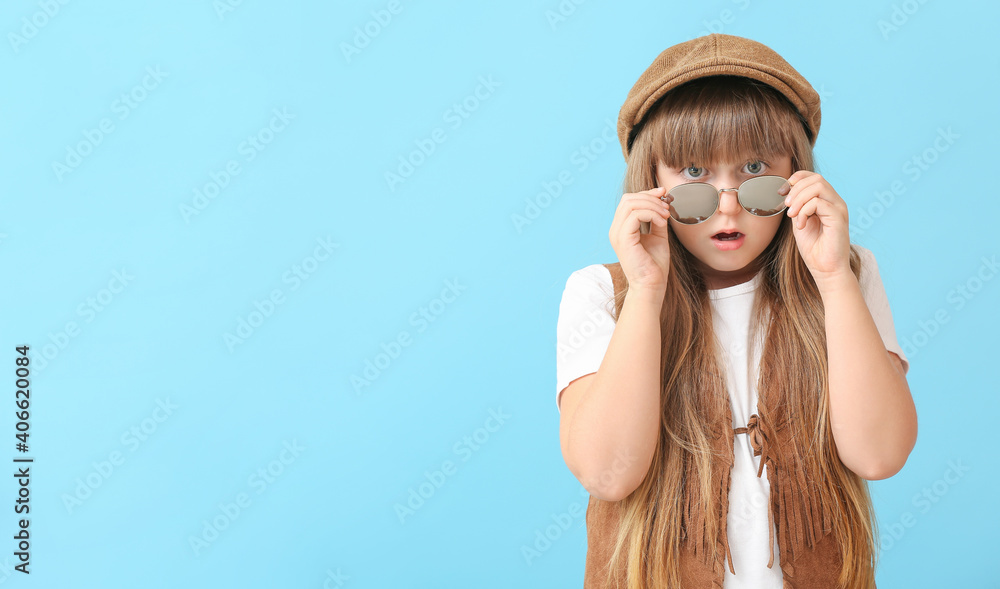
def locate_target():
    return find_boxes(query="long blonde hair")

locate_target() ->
[601,75,877,588]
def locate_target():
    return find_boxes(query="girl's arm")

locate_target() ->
[819,272,917,480]
[559,286,664,501]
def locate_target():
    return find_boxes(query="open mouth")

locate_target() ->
[712,232,743,241]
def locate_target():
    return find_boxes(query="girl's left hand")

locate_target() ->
[784,171,851,288]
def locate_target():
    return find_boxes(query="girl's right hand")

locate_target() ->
[609,186,673,295]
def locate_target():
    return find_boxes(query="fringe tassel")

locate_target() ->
[680,409,840,581]
[721,409,838,571]
[719,422,736,578]
[711,420,735,588]
[683,459,700,560]
[766,416,836,565]
[681,423,736,576]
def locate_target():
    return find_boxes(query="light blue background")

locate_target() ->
[0,1,995,587]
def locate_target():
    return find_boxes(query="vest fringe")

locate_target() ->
[687,368,839,578]
[769,419,837,564]
[588,263,850,588]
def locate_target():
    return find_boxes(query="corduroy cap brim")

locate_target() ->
[617,33,821,160]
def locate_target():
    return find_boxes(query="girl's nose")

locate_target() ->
[717,187,742,216]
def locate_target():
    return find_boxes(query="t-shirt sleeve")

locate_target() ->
[555,265,617,413]
[857,247,910,376]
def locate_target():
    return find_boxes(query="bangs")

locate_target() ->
[641,75,809,170]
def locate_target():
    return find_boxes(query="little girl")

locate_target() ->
[555,34,916,588]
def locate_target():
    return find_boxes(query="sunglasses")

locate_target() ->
[640,175,792,233]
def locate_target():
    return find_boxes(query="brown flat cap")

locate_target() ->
[617,33,821,160]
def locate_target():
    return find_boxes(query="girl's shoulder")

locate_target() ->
[560,263,618,315]
[572,262,615,279]
[853,243,875,261]
[851,244,883,286]
[563,263,615,293]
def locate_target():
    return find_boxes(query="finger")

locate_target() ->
[786,179,828,216]
[615,189,674,237]
[788,195,811,227]
[784,175,822,210]
[787,170,814,185]
[798,200,820,229]
[620,193,674,225]
[793,195,830,229]
[634,214,662,237]
[623,187,666,203]
[795,204,810,229]
[616,197,666,237]
[629,207,670,232]
[623,190,673,206]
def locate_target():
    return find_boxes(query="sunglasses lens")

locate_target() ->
[740,176,791,217]
[667,183,718,224]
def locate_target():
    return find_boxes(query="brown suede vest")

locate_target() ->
[582,263,872,589]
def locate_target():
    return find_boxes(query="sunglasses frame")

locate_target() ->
[657,174,791,225]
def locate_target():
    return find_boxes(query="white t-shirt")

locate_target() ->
[555,245,909,588]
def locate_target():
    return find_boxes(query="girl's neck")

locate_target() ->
[701,260,762,290]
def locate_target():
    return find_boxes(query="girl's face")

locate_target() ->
[654,154,793,290]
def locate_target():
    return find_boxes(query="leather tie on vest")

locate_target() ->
[729,413,777,572]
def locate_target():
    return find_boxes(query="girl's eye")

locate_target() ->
[745,160,766,174]
[682,165,705,179]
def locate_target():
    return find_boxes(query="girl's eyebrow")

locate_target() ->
[680,160,768,169]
